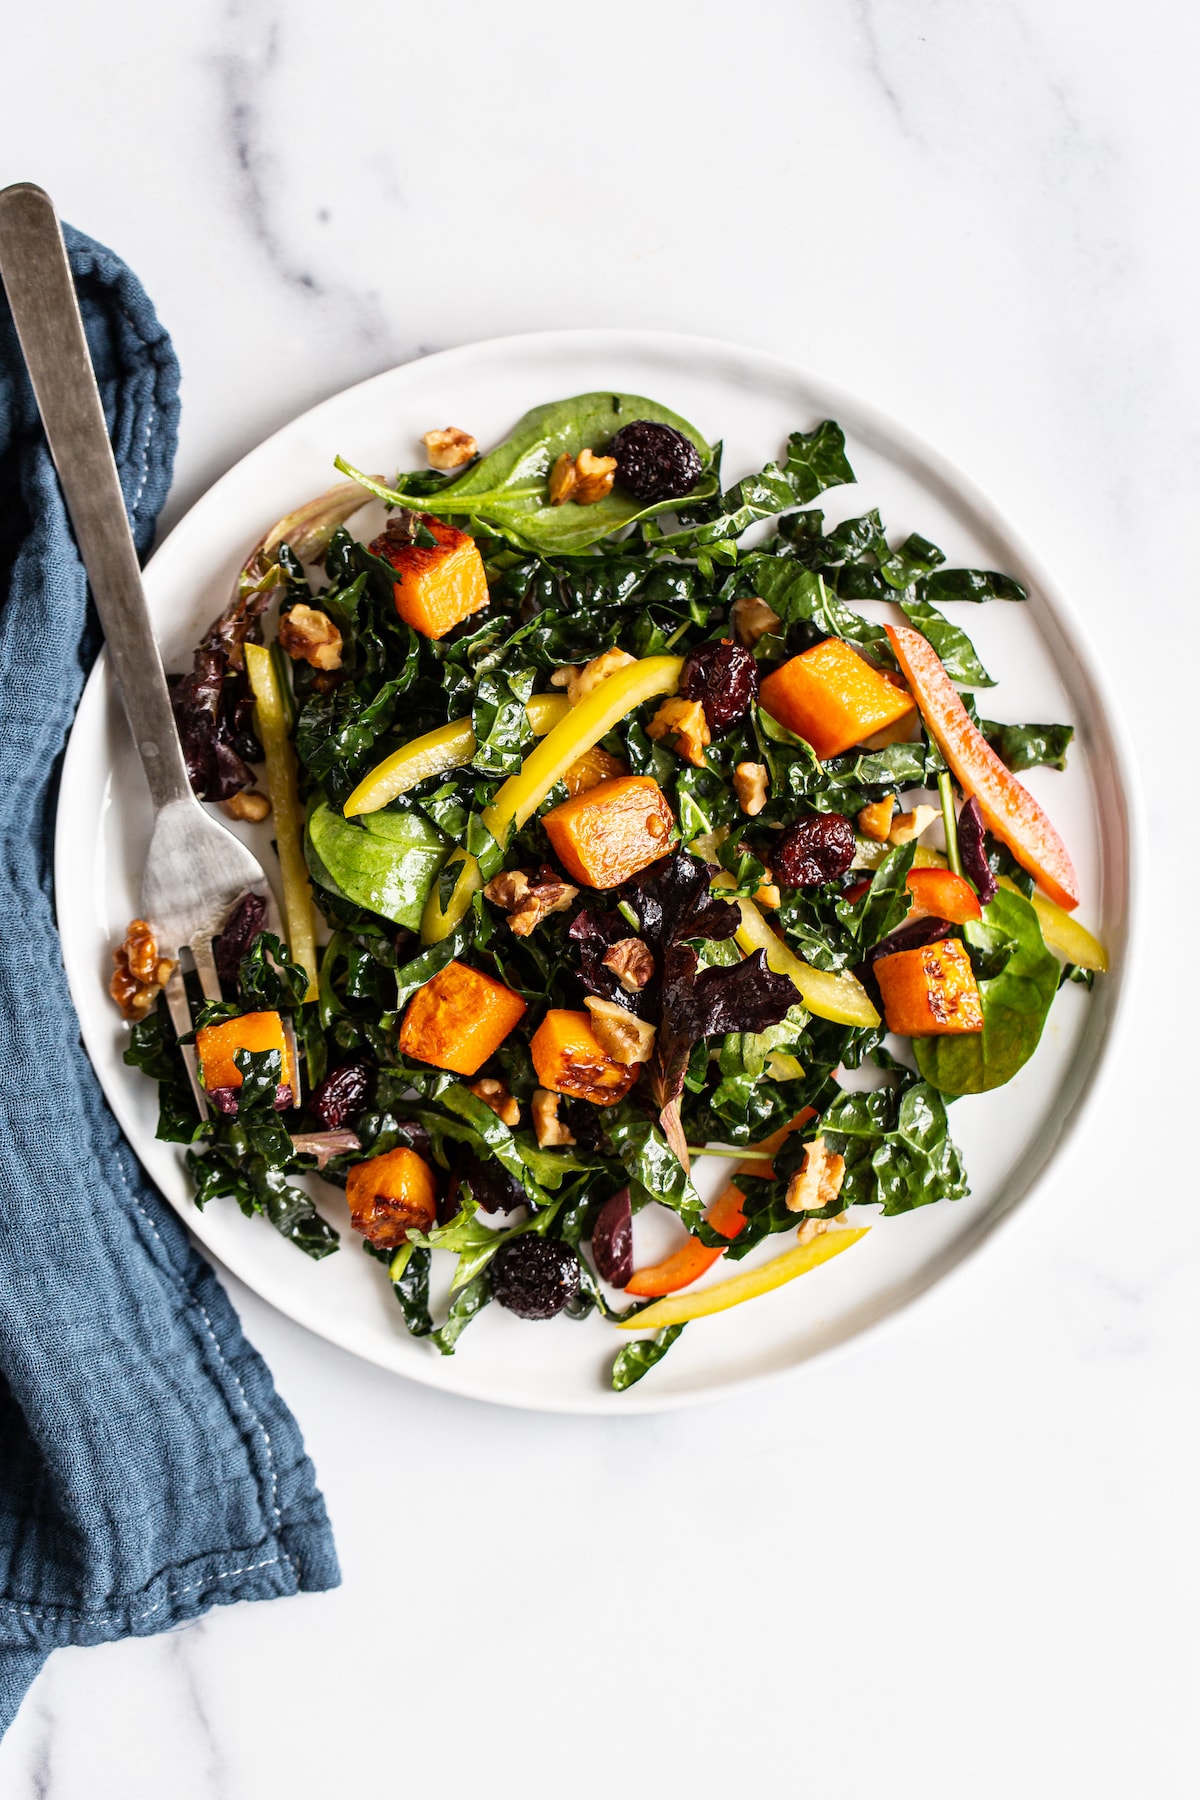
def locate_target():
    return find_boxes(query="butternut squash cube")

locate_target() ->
[370,517,488,640]
[345,1146,437,1249]
[542,775,674,889]
[759,638,916,761]
[530,1008,638,1106]
[563,745,628,797]
[398,959,526,1076]
[196,1010,296,1098]
[873,938,984,1037]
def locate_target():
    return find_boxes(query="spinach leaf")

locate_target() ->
[899,594,994,687]
[611,1325,686,1391]
[915,886,1059,1094]
[306,802,446,930]
[339,393,718,556]
[981,718,1074,773]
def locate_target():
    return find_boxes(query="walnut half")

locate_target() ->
[584,996,657,1066]
[468,1077,520,1128]
[602,937,654,993]
[784,1136,847,1214]
[733,761,769,817]
[548,447,618,506]
[532,1088,576,1147]
[422,426,477,471]
[647,696,710,767]
[278,604,343,671]
[483,868,579,937]
[110,919,176,1021]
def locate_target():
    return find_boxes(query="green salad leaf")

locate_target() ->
[338,393,718,556]
[915,886,1060,1095]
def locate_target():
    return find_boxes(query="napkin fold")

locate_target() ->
[0,225,339,1737]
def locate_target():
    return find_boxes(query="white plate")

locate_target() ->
[56,330,1137,1414]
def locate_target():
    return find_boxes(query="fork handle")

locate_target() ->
[0,183,193,813]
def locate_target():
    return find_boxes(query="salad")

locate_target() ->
[109,392,1107,1391]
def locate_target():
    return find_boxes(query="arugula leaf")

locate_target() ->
[981,718,1074,773]
[915,886,1059,1095]
[338,393,718,556]
[432,1271,492,1355]
[611,1325,686,1391]
[899,594,995,687]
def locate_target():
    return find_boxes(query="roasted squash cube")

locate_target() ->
[873,938,984,1037]
[759,638,916,761]
[530,1009,638,1106]
[370,517,488,640]
[542,775,674,889]
[398,959,526,1076]
[345,1146,437,1249]
[563,745,627,797]
[196,1010,296,1099]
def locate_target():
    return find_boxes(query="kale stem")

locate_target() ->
[938,770,963,876]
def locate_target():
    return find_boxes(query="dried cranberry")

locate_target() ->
[679,638,759,731]
[774,813,856,887]
[490,1236,580,1320]
[459,1152,525,1215]
[609,421,703,503]
[310,1059,371,1129]
[206,1086,240,1116]
[214,891,268,991]
[957,797,997,905]
[592,1187,633,1288]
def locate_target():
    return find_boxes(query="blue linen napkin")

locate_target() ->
[0,225,340,1736]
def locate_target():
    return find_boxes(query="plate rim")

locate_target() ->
[56,326,1143,1414]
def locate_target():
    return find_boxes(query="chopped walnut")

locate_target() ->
[731,594,782,648]
[468,1077,521,1128]
[566,648,636,706]
[584,996,657,1066]
[483,867,578,937]
[549,665,574,688]
[548,447,617,506]
[278,603,343,671]
[796,1217,829,1247]
[222,789,271,823]
[602,937,654,993]
[733,761,769,817]
[888,804,940,846]
[647,696,710,767]
[422,426,477,471]
[532,1088,576,1147]
[858,796,896,842]
[785,1136,847,1214]
[110,919,176,1021]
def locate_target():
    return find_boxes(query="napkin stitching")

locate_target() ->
[0,1557,282,1627]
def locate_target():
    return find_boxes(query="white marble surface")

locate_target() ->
[3,1,1199,1793]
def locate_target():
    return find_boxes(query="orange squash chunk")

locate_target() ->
[874,938,984,1037]
[196,1010,296,1097]
[563,745,627,797]
[542,775,674,889]
[759,638,916,760]
[370,517,488,640]
[398,959,527,1076]
[530,1009,638,1106]
[345,1146,437,1249]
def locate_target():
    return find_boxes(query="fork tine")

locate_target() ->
[163,960,208,1121]
[192,937,223,1006]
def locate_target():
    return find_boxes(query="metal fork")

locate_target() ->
[0,182,284,1119]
